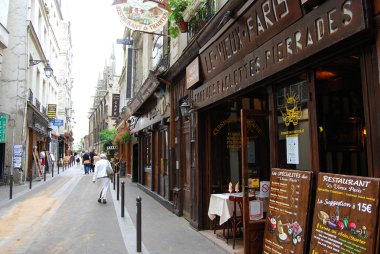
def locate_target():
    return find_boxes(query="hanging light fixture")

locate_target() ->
[29,59,54,78]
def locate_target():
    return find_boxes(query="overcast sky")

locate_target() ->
[63,0,124,147]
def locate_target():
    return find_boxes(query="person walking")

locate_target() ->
[82,151,91,174]
[89,149,97,173]
[75,153,81,167]
[92,153,113,204]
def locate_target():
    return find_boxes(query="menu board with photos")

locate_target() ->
[310,173,380,254]
[263,168,313,253]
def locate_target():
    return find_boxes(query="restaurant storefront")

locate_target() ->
[125,72,172,207]
[179,0,380,253]
[26,102,49,179]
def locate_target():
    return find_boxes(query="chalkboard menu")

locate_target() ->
[263,168,313,253]
[310,173,380,254]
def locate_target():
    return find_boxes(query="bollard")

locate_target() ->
[121,182,125,217]
[29,169,32,189]
[52,165,54,177]
[136,196,142,253]
[9,174,13,199]
[117,173,120,201]
[44,167,46,181]
[113,172,116,190]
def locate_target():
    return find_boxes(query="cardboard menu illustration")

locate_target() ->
[310,173,380,254]
[263,168,313,253]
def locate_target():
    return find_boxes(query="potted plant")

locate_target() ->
[120,132,132,144]
[168,0,190,38]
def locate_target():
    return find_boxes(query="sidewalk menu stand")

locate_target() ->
[310,173,380,254]
[263,168,313,253]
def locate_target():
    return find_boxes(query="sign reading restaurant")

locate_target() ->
[113,0,169,33]
[310,173,380,253]
[194,0,367,108]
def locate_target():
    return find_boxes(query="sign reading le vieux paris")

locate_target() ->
[113,0,169,33]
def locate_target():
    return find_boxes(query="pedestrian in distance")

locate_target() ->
[92,153,113,204]
[82,151,91,174]
[75,153,81,167]
[89,149,97,173]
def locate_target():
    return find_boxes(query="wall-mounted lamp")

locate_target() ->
[180,101,191,118]
[179,97,196,118]
[29,59,54,78]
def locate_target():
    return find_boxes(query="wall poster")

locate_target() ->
[310,173,380,254]
[263,168,313,253]
[286,136,299,164]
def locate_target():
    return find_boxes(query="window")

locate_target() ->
[142,133,152,168]
[276,76,311,170]
[315,54,367,176]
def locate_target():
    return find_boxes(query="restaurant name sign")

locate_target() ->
[112,94,120,117]
[194,0,367,108]
[114,0,169,33]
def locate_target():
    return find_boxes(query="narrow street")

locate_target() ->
[0,167,127,254]
[0,166,229,254]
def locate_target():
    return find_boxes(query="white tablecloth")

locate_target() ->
[208,193,242,225]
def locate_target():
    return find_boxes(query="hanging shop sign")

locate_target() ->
[309,173,380,254]
[107,145,118,150]
[113,0,169,33]
[47,104,57,118]
[112,94,121,117]
[0,114,7,143]
[195,0,368,109]
[263,168,313,253]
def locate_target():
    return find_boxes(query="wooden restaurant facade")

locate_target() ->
[123,0,380,253]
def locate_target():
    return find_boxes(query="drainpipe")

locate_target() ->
[21,5,32,183]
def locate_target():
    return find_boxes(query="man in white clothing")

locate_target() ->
[92,153,113,204]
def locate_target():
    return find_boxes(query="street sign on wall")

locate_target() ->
[0,114,7,143]
[116,38,133,45]
[53,119,64,126]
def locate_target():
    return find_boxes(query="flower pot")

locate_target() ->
[177,21,188,33]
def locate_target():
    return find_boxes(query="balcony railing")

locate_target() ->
[42,106,47,115]
[187,0,216,42]
[28,89,33,103]
[35,98,41,111]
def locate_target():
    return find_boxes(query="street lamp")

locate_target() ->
[179,101,190,118]
[29,59,54,78]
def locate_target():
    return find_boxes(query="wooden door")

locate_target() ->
[241,109,269,253]
[182,120,191,220]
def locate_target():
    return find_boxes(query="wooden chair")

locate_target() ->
[227,195,243,249]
